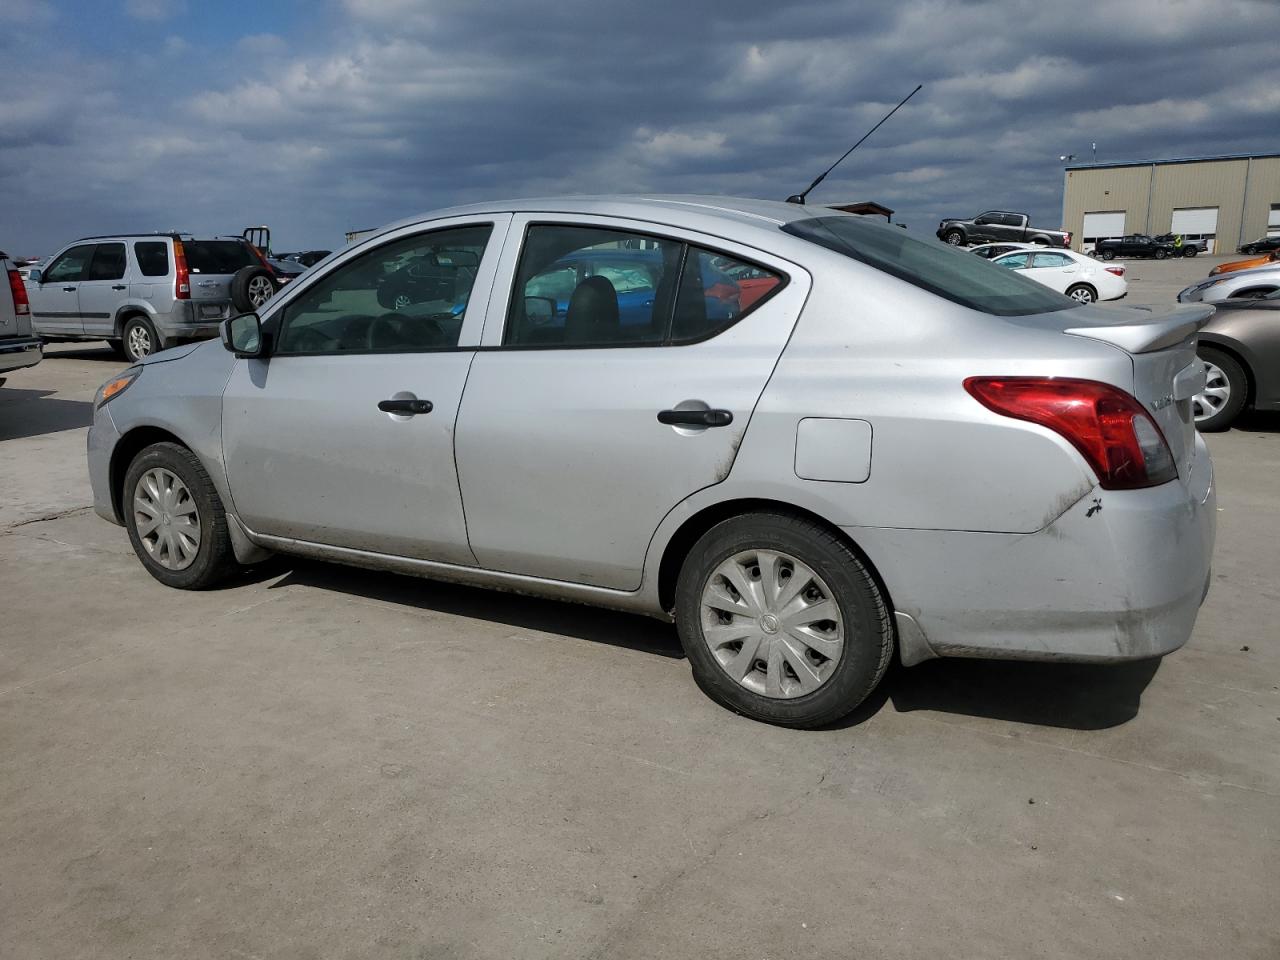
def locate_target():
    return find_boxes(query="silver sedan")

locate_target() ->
[87,197,1216,728]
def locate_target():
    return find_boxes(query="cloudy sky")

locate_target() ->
[3,0,1278,255]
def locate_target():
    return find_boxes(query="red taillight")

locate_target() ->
[964,377,1177,490]
[6,269,29,315]
[172,239,190,300]
[1105,266,1126,277]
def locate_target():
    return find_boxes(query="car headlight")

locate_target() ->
[95,367,141,407]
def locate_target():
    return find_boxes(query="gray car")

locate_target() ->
[1178,264,1280,305]
[28,234,277,362]
[1,252,42,383]
[86,197,1216,728]
[1188,289,1280,430]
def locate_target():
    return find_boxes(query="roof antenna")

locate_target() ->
[786,83,923,204]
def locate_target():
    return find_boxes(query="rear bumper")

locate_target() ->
[155,301,230,340]
[854,433,1216,665]
[0,337,43,373]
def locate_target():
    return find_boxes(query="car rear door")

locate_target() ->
[1028,251,1077,293]
[221,216,510,564]
[454,216,808,591]
[77,242,128,338]
[27,244,95,336]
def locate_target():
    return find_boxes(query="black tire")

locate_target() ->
[1240,246,1255,255]
[231,266,278,313]
[674,512,893,729]
[122,314,161,362]
[1194,347,1248,433]
[1182,247,1198,258]
[122,442,239,589]
[1065,283,1097,304]
[1154,247,1168,260]
[943,229,965,246]
[1100,249,1116,261]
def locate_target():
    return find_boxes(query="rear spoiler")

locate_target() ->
[1064,304,1214,354]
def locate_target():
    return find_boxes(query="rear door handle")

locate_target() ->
[378,398,433,415]
[111,284,127,291]
[62,286,77,292]
[658,408,733,427]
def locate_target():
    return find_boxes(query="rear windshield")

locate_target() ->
[782,216,1073,316]
[184,240,257,275]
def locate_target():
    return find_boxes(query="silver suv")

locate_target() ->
[27,234,277,361]
[0,251,42,384]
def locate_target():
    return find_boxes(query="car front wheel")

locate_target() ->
[1100,249,1116,261]
[943,230,964,246]
[674,512,893,728]
[123,442,239,589]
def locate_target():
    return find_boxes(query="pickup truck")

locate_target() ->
[936,211,1071,248]
[1094,235,1177,261]
[0,251,43,386]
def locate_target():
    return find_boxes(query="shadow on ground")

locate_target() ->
[1231,410,1280,434]
[0,388,93,440]
[254,557,1160,729]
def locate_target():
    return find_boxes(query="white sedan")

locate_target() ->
[990,248,1127,303]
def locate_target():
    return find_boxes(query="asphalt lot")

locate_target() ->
[3,253,1277,959]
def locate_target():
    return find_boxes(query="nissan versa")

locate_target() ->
[87,197,1216,728]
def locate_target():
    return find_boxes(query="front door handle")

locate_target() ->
[378,398,433,415]
[62,286,77,292]
[658,408,733,427]
[111,284,127,291]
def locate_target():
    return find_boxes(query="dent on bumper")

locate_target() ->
[87,404,123,525]
[855,444,1216,665]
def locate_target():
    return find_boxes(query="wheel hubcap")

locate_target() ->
[128,325,151,357]
[1070,288,1093,303]
[699,549,845,699]
[248,276,273,307]
[133,468,201,570]
[394,293,411,310]
[1192,361,1230,422]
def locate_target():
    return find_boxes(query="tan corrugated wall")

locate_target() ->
[1061,156,1280,253]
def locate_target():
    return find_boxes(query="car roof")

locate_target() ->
[369,195,851,252]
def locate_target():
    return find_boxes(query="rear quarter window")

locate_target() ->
[782,216,1073,317]
[134,242,170,277]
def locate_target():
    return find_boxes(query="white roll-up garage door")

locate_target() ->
[1082,212,1126,253]
[1171,207,1219,252]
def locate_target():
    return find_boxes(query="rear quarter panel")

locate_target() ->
[1200,310,1280,409]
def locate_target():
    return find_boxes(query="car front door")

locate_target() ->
[453,217,808,590]
[971,214,997,242]
[28,244,95,336]
[221,215,511,564]
[77,242,128,338]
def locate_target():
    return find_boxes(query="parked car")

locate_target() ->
[87,197,1216,728]
[969,242,1037,260]
[1238,236,1280,255]
[282,250,332,268]
[1094,235,1177,261]
[1209,249,1280,276]
[1178,264,1280,304]
[1189,289,1280,431]
[936,211,1071,248]
[266,256,308,285]
[26,234,278,361]
[0,251,42,384]
[989,248,1126,303]
[1154,233,1204,257]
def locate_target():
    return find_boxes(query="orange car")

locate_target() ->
[1210,249,1280,276]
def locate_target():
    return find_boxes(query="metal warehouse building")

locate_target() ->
[1061,152,1280,254]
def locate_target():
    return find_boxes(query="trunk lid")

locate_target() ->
[1060,302,1212,482]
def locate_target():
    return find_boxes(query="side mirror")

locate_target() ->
[28,269,42,284]
[524,296,556,325]
[221,312,266,358]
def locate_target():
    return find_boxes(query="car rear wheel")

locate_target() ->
[943,230,964,246]
[1100,249,1116,261]
[122,315,160,362]
[1193,348,1248,432]
[1065,283,1097,304]
[674,512,893,728]
[123,442,239,589]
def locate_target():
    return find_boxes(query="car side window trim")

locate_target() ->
[492,221,790,351]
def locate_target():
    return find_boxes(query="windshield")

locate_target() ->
[782,216,1074,316]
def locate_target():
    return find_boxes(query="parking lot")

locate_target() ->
[2,253,1277,959]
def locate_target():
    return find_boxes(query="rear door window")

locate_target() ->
[87,243,126,281]
[1032,252,1072,268]
[184,240,257,275]
[44,244,97,283]
[134,241,170,277]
